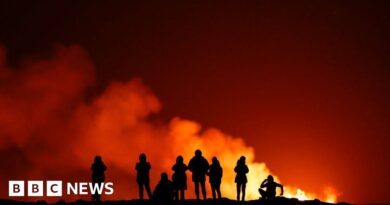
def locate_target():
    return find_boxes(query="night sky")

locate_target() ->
[1,1,390,204]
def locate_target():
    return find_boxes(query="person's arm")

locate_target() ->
[203,158,210,172]
[245,165,249,174]
[188,159,193,171]
[172,164,175,171]
[204,161,210,174]
[260,179,268,188]
[277,183,284,196]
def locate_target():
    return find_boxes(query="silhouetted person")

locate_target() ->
[208,156,223,200]
[259,175,284,199]
[188,149,210,200]
[135,153,152,200]
[234,156,249,201]
[91,155,107,202]
[172,155,188,200]
[153,173,174,203]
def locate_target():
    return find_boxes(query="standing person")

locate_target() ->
[234,156,249,201]
[188,149,210,200]
[259,175,284,199]
[172,155,188,200]
[135,153,152,200]
[91,155,107,202]
[208,156,223,200]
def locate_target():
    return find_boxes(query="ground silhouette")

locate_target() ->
[0,197,352,205]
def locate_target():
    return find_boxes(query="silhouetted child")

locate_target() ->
[208,156,223,200]
[259,175,284,199]
[172,155,188,200]
[91,155,107,202]
[234,156,249,201]
[135,153,152,200]
[153,173,174,203]
[188,149,210,200]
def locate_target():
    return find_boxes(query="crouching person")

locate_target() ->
[153,173,174,203]
[259,175,284,200]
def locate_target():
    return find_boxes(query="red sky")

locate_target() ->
[0,1,390,204]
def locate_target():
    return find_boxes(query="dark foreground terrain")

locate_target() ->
[0,198,352,205]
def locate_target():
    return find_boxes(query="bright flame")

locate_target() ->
[164,119,338,202]
[324,186,340,203]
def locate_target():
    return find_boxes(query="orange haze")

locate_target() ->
[0,45,338,202]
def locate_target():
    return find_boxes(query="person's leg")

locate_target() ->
[236,183,241,201]
[270,191,276,199]
[180,189,185,200]
[242,183,246,201]
[259,188,266,199]
[174,188,179,200]
[138,183,143,200]
[96,193,101,202]
[145,182,152,199]
[92,193,96,202]
[211,184,216,200]
[91,181,97,202]
[216,183,221,199]
[195,182,200,200]
[201,181,206,200]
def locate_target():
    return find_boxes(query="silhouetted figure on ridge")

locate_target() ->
[188,149,210,200]
[208,156,223,200]
[153,172,174,203]
[259,175,284,199]
[172,155,188,200]
[135,153,152,200]
[91,155,107,203]
[234,156,249,201]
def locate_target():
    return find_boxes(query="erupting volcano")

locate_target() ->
[0,45,338,202]
[1,2,390,204]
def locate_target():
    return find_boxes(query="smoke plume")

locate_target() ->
[0,45,338,202]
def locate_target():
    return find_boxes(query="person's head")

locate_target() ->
[94,155,102,163]
[267,175,274,182]
[176,155,183,163]
[195,149,202,157]
[240,156,246,163]
[212,156,219,165]
[161,172,168,181]
[139,153,147,162]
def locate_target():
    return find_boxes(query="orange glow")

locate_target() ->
[324,187,340,203]
[162,119,338,202]
[0,45,338,202]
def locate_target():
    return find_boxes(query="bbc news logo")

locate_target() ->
[9,181,114,197]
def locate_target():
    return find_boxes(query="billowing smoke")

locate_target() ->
[0,45,338,202]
